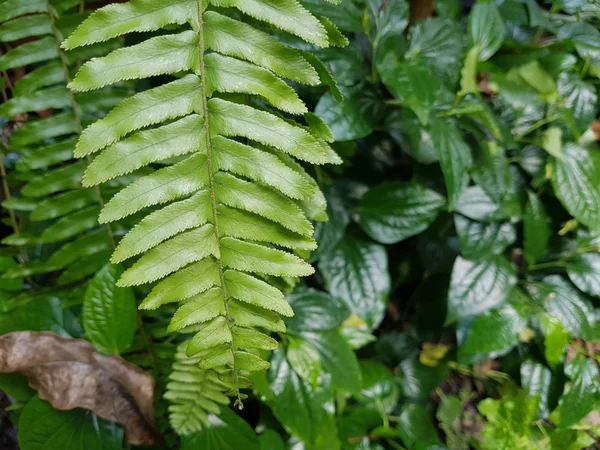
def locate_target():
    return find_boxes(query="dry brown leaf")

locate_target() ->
[0,331,156,445]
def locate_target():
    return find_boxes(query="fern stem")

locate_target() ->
[0,73,19,236]
[196,0,242,408]
[47,3,116,250]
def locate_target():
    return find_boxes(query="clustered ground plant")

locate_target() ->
[0,0,600,449]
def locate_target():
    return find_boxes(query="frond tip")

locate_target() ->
[65,0,345,409]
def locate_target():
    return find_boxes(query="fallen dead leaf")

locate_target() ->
[0,331,156,445]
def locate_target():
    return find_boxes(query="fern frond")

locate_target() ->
[0,0,125,284]
[165,341,230,435]
[65,0,344,409]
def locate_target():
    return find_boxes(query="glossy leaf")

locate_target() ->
[358,182,446,245]
[320,237,390,329]
[446,256,517,324]
[83,264,137,355]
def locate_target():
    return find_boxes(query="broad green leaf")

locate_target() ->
[320,236,390,329]
[540,314,569,368]
[406,17,464,83]
[286,289,349,331]
[567,253,600,297]
[268,349,340,450]
[521,358,558,419]
[541,127,563,160]
[446,256,517,324]
[454,215,516,260]
[298,330,362,393]
[358,182,446,244]
[287,336,321,388]
[469,2,504,61]
[557,73,598,135]
[459,304,526,363]
[397,404,441,449]
[397,358,448,401]
[430,117,472,209]
[356,361,399,413]
[378,57,438,125]
[0,296,82,338]
[524,191,550,266]
[83,264,137,355]
[518,61,557,96]
[312,186,348,261]
[18,396,123,450]
[560,357,599,427]
[529,276,594,339]
[315,88,375,141]
[455,185,507,222]
[258,430,286,450]
[180,406,259,450]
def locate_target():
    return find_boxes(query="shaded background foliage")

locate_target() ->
[1,0,600,449]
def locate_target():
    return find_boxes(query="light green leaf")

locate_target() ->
[69,31,198,92]
[76,75,203,157]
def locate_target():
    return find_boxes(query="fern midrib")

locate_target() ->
[47,2,116,250]
[197,0,242,407]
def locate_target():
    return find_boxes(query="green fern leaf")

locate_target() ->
[65,0,345,410]
[165,341,230,435]
[0,1,127,292]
